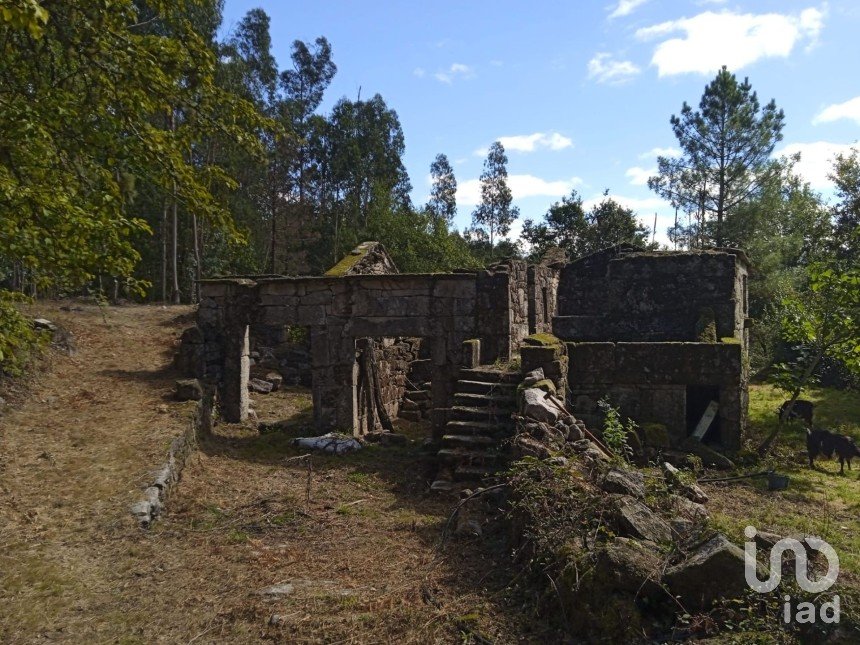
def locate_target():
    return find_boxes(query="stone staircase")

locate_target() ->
[433,367,521,488]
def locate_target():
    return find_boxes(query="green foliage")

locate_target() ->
[471,141,519,248]
[522,189,651,261]
[0,291,44,376]
[650,66,785,247]
[597,397,635,464]
[427,153,457,226]
[0,0,268,296]
[829,146,860,264]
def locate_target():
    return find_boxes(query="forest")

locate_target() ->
[1,0,858,390]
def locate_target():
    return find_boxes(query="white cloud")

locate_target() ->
[457,174,583,206]
[776,141,858,188]
[625,166,656,186]
[813,96,860,126]
[582,194,667,213]
[639,146,681,159]
[473,132,573,157]
[609,0,649,20]
[587,53,641,84]
[636,7,825,76]
[413,67,425,78]
[434,63,475,84]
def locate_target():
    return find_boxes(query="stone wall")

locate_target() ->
[199,272,482,433]
[566,341,746,451]
[527,263,560,335]
[475,260,529,363]
[555,247,749,344]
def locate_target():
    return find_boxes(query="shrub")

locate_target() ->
[0,290,45,376]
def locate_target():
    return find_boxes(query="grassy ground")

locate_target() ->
[0,302,543,643]
[1,302,857,642]
[704,383,860,627]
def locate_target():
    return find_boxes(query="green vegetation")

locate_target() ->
[597,397,635,464]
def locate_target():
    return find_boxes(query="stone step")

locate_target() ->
[450,405,514,424]
[454,464,497,482]
[456,379,518,396]
[459,368,522,384]
[404,389,430,402]
[445,420,515,436]
[454,392,517,409]
[437,448,499,466]
[441,434,496,448]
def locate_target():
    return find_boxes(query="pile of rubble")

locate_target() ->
[457,369,777,640]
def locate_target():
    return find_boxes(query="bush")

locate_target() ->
[0,290,45,376]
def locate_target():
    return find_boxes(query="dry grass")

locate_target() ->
[0,302,544,643]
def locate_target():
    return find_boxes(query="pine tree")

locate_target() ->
[648,66,785,247]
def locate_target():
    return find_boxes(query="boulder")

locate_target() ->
[668,494,709,523]
[601,468,645,499]
[265,372,284,392]
[174,378,203,402]
[521,388,559,424]
[33,318,58,333]
[642,422,671,448]
[662,461,709,503]
[614,496,672,543]
[665,533,759,609]
[592,537,664,599]
[521,367,545,387]
[248,378,274,394]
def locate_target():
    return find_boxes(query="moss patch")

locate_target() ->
[324,242,375,277]
[523,332,561,347]
[720,336,741,344]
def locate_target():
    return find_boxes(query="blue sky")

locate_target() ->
[221,1,860,245]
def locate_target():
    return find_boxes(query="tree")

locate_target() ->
[427,154,457,227]
[758,263,860,455]
[830,147,860,264]
[522,190,651,261]
[648,66,785,247]
[276,37,337,273]
[472,141,519,247]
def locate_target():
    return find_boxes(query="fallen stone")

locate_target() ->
[521,388,559,424]
[293,432,361,454]
[602,468,645,499]
[260,583,294,597]
[265,372,283,392]
[593,537,663,599]
[33,318,58,333]
[665,533,760,609]
[512,433,552,460]
[454,517,482,538]
[680,438,735,469]
[248,378,274,394]
[521,367,545,387]
[668,494,709,523]
[571,439,592,453]
[174,378,203,402]
[614,496,672,543]
[662,461,708,503]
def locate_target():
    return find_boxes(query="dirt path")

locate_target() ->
[0,303,535,644]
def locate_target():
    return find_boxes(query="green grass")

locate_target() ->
[711,384,860,586]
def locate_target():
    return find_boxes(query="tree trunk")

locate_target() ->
[757,350,822,455]
[161,199,168,303]
[192,212,201,304]
[170,186,180,305]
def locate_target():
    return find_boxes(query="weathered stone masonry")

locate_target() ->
[198,267,530,435]
[194,242,750,453]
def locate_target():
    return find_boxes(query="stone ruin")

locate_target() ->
[178,240,750,475]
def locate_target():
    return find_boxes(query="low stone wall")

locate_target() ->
[129,389,213,528]
[566,341,746,451]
